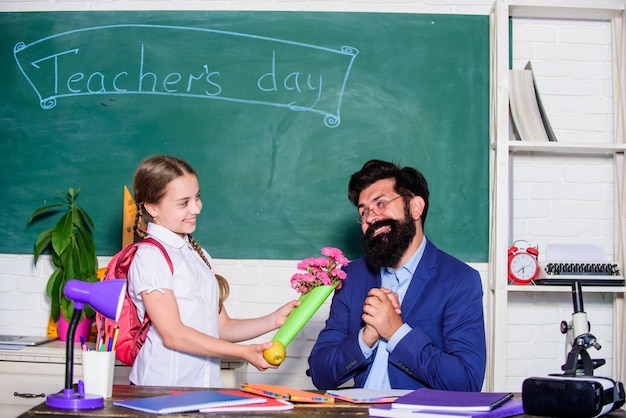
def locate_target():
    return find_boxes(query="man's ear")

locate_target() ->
[410,196,425,220]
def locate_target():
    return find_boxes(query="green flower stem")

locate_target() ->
[272,283,338,348]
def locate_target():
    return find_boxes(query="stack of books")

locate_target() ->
[509,61,558,142]
[368,388,524,418]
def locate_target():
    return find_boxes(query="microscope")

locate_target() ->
[522,281,624,417]
[558,281,605,376]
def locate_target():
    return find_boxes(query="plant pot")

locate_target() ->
[56,314,93,343]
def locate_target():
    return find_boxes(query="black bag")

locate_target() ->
[522,375,625,418]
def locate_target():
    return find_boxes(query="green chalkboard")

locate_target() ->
[0,11,489,261]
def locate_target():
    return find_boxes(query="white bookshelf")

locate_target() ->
[502,142,626,154]
[488,0,625,391]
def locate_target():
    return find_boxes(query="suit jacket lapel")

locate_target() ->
[400,240,436,314]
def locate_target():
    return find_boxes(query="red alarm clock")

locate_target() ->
[508,242,539,285]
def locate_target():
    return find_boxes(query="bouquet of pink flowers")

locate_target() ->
[264,247,349,365]
[290,247,349,294]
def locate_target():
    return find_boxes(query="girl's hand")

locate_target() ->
[244,341,280,371]
[273,299,300,328]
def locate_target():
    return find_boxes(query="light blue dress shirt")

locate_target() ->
[360,238,427,389]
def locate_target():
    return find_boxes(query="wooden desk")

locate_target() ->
[16,385,626,418]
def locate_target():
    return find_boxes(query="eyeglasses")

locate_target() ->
[355,195,402,224]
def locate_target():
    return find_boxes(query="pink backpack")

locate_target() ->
[95,238,173,366]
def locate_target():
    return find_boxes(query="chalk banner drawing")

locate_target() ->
[13,24,359,128]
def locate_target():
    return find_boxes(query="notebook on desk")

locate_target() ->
[0,335,57,346]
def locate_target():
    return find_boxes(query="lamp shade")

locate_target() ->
[64,279,126,322]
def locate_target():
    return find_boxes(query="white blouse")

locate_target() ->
[127,222,223,387]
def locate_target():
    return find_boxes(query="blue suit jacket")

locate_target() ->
[308,239,486,391]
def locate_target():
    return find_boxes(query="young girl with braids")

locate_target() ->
[127,155,299,387]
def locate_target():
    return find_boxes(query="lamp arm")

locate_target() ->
[64,308,83,390]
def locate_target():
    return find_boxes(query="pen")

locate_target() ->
[98,319,105,345]
[104,325,111,350]
[112,327,119,351]
[79,336,87,351]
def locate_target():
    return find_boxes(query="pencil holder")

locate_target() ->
[81,350,116,398]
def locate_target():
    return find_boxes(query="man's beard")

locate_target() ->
[362,212,416,271]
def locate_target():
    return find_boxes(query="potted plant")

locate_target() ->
[29,187,98,339]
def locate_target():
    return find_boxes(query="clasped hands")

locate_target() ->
[361,287,403,347]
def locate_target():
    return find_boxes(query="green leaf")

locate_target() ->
[50,300,60,323]
[75,228,97,274]
[83,305,96,319]
[58,188,73,202]
[51,211,73,255]
[79,252,97,279]
[60,297,73,323]
[57,240,72,268]
[33,228,54,262]
[47,268,64,323]
[68,187,80,200]
[28,203,65,223]
[77,206,95,230]
[45,268,63,299]
[72,206,83,229]
[51,251,63,268]
[70,241,86,279]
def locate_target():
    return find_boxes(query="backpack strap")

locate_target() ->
[137,237,174,274]
[132,237,174,324]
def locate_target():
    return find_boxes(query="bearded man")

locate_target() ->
[308,160,486,391]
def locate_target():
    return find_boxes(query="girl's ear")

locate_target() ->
[143,202,158,220]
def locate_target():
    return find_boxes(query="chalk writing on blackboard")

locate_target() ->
[13,24,359,128]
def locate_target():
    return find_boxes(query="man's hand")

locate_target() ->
[361,287,403,341]
[361,324,379,347]
[380,287,402,315]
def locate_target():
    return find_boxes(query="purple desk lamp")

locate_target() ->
[46,279,126,410]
